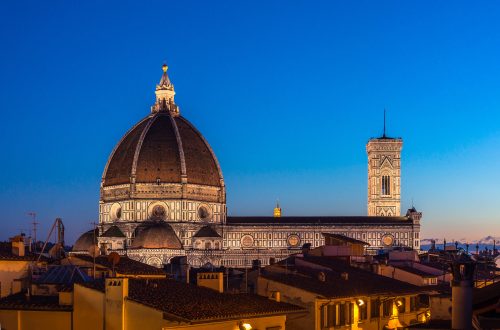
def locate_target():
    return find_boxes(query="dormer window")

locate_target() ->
[381,175,391,195]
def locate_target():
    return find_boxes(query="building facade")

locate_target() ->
[73,65,422,268]
[367,133,403,217]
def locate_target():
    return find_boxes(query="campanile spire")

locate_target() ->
[152,64,179,116]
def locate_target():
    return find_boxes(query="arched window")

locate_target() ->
[381,176,391,195]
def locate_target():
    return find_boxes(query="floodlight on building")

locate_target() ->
[396,299,403,307]
[357,299,365,306]
[239,322,252,330]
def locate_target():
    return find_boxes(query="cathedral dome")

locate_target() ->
[131,222,182,249]
[73,229,98,252]
[101,65,224,189]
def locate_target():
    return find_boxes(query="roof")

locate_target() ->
[68,255,166,276]
[322,233,369,245]
[131,222,182,250]
[83,278,303,322]
[394,265,437,277]
[36,265,91,285]
[193,225,221,238]
[129,279,303,322]
[0,293,72,311]
[0,242,38,261]
[72,229,98,252]
[226,216,412,226]
[102,225,126,238]
[262,256,423,299]
[473,281,500,310]
[102,112,223,188]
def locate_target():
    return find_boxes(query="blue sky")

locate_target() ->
[0,1,499,243]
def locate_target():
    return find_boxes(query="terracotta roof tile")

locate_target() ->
[262,256,423,299]
[0,293,72,311]
[71,255,166,276]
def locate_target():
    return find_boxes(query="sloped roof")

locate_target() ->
[36,265,91,285]
[227,216,412,226]
[0,293,72,311]
[193,225,221,238]
[0,242,38,261]
[73,229,98,252]
[82,278,304,322]
[322,233,369,245]
[101,225,126,238]
[262,256,423,299]
[70,255,165,276]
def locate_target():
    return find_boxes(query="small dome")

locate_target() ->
[73,229,98,251]
[131,222,182,249]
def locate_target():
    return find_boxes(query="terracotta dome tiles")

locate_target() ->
[102,112,223,188]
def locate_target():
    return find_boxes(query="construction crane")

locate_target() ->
[37,218,65,262]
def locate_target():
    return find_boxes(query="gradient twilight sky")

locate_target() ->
[1,1,499,244]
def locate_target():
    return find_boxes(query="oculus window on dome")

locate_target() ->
[198,205,212,222]
[110,203,122,221]
[147,202,169,221]
[152,205,167,220]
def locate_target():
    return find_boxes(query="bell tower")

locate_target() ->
[366,112,402,216]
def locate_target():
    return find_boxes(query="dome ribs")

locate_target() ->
[175,117,223,187]
[103,118,150,186]
[134,114,182,184]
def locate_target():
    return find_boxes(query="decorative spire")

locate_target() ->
[383,108,386,138]
[152,63,179,116]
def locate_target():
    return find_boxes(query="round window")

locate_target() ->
[287,234,300,247]
[152,205,166,220]
[197,205,212,221]
[241,234,254,248]
[382,234,394,247]
[110,203,122,221]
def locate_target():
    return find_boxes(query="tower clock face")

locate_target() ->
[382,234,394,246]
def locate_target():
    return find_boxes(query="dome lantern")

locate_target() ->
[152,64,179,116]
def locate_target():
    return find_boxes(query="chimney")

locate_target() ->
[451,256,475,330]
[197,272,224,293]
[269,291,281,302]
[105,278,129,330]
[10,235,25,257]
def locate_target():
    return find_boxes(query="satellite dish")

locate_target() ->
[108,252,120,267]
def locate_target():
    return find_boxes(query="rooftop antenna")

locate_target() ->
[383,109,386,138]
[90,221,99,279]
[27,212,38,252]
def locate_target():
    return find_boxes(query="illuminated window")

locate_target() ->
[381,176,391,195]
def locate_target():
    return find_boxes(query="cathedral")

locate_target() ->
[72,65,422,268]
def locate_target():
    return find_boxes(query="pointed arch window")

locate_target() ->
[381,176,391,195]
